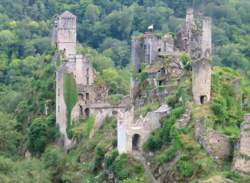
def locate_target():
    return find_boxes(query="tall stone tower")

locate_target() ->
[52,11,76,58]
[192,16,212,105]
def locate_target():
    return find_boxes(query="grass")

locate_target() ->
[63,73,78,138]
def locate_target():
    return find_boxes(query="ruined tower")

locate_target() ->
[52,11,76,58]
[192,16,212,105]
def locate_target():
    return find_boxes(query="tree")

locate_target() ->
[0,112,21,158]
[28,115,58,155]
[85,4,101,22]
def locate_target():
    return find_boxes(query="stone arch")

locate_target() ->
[132,134,141,151]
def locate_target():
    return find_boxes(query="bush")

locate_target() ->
[176,157,199,178]
[28,115,58,155]
[157,142,181,165]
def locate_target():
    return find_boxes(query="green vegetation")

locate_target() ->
[63,73,78,138]
[0,0,250,182]
[71,114,95,141]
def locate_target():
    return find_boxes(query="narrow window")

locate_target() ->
[86,93,89,100]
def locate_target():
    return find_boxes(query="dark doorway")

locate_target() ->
[85,108,90,117]
[200,95,207,104]
[132,134,140,151]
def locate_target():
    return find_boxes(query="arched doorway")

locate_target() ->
[132,134,140,151]
[200,95,207,104]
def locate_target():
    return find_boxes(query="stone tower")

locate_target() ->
[192,16,212,105]
[52,11,76,58]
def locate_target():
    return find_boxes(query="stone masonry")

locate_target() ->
[233,114,250,174]
[52,11,76,58]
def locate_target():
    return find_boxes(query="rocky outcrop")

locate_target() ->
[232,114,250,174]
[195,119,231,162]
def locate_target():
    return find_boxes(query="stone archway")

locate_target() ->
[132,134,140,151]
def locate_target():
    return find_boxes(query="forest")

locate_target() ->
[0,0,250,182]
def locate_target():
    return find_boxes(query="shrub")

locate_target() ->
[176,157,199,178]
[157,142,181,165]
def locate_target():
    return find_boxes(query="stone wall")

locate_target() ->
[195,119,231,162]
[232,114,250,173]
[118,105,170,154]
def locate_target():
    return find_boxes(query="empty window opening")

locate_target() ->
[160,68,165,75]
[200,95,207,104]
[86,93,89,100]
[79,93,84,100]
[85,108,90,117]
[158,80,163,86]
[158,48,161,52]
[86,77,89,85]
[132,134,140,151]
[79,105,83,116]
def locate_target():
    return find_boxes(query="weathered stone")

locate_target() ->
[117,104,171,154]
[232,114,250,173]
[52,11,76,58]
[195,119,231,161]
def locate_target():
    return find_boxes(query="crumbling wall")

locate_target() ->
[232,114,250,174]
[195,119,231,162]
[118,105,170,154]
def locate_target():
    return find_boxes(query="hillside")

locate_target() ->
[0,0,250,183]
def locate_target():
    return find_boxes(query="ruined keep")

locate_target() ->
[52,11,77,58]
[131,9,212,106]
[118,9,213,154]
[54,11,127,150]
[54,9,213,154]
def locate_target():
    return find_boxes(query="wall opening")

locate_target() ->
[200,95,207,104]
[79,93,84,100]
[158,48,161,52]
[158,80,163,86]
[85,108,90,117]
[79,105,83,115]
[132,134,140,151]
[86,77,89,85]
[86,93,89,100]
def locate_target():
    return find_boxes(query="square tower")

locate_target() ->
[52,11,76,58]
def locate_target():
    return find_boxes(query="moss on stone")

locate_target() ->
[63,73,78,138]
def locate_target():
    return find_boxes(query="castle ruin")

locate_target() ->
[54,9,213,153]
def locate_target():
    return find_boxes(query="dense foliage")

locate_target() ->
[0,0,250,182]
